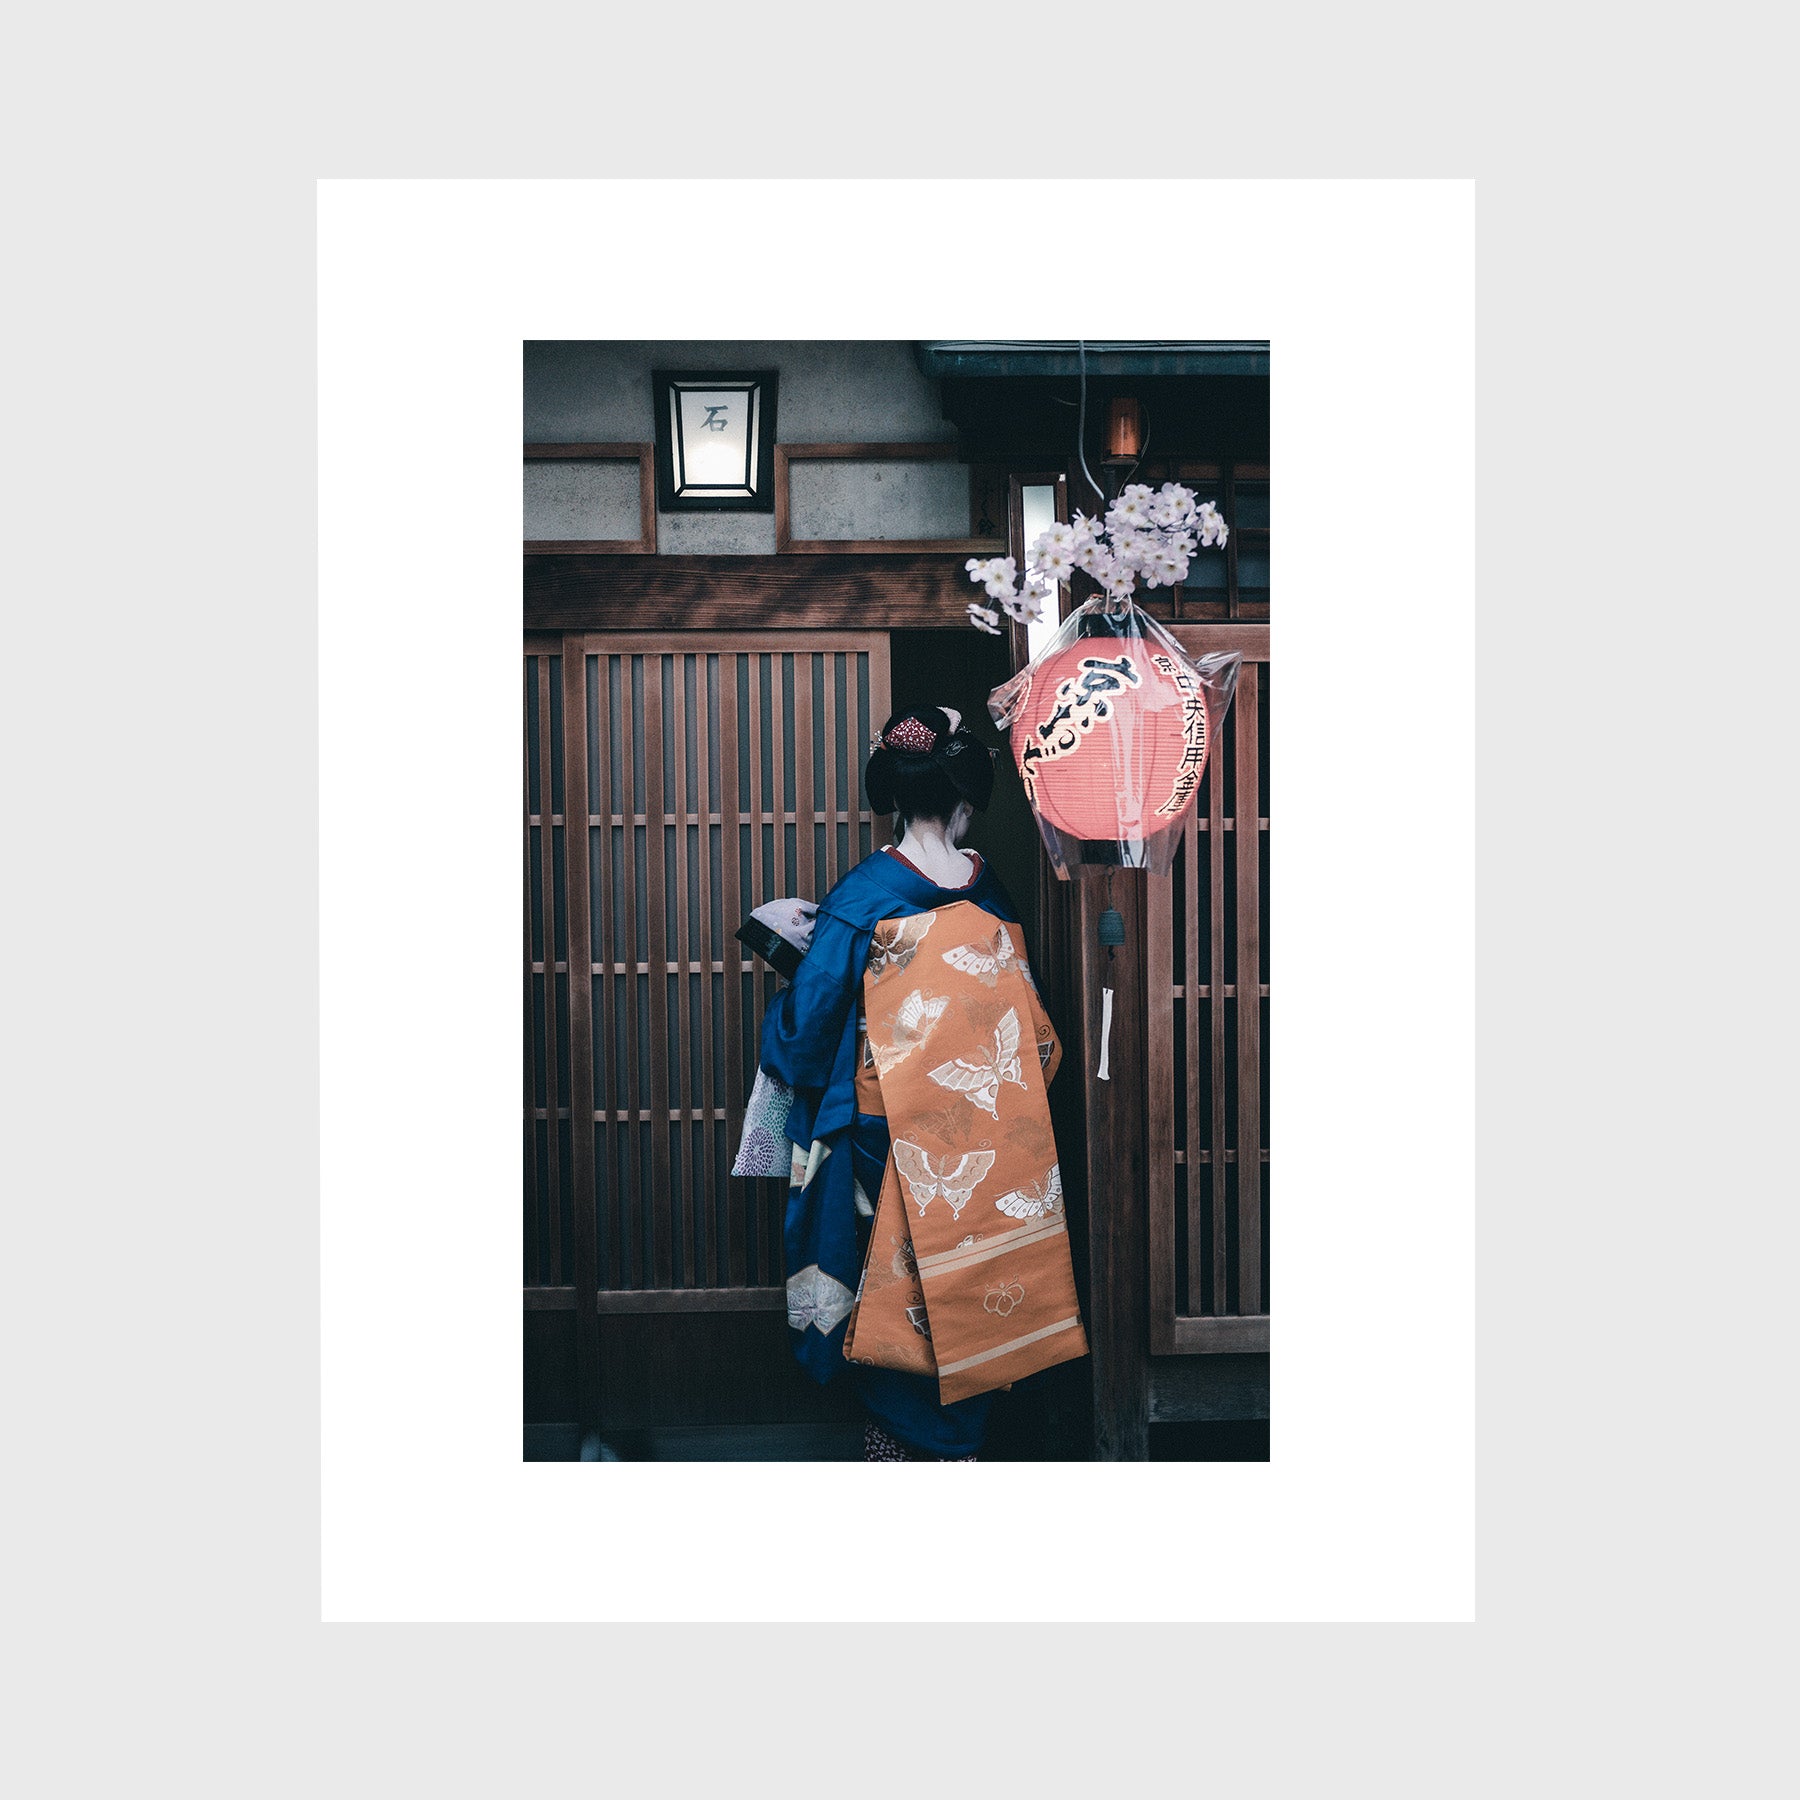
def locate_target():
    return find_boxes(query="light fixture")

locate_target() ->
[1106,396,1143,459]
[652,370,779,512]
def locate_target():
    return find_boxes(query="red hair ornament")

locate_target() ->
[988,598,1242,878]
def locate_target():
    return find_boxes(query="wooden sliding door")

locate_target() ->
[525,631,892,1427]
[1145,624,1270,1354]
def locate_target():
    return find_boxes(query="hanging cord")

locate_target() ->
[1075,339,1104,518]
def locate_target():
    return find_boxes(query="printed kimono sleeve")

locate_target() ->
[757,906,867,1139]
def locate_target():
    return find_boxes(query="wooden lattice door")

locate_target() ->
[525,631,892,1425]
[1145,624,1270,1353]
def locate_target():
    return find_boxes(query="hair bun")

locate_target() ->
[884,715,940,754]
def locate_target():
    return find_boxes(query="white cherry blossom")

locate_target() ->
[964,479,1232,629]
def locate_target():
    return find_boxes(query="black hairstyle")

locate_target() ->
[864,705,995,820]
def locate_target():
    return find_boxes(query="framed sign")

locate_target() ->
[652,370,779,512]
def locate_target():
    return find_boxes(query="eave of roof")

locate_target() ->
[915,341,1269,379]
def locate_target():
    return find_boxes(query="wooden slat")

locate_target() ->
[719,655,748,1289]
[695,654,718,1286]
[1145,864,1176,1355]
[821,651,837,892]
[642,657,673,1288]
[760,655,787,1282]
[854,652,871,859]
[1235,665,1263,1315]
[670,653,696,1286]
[746,653,765,914]
[1225,463,1241,620]
[524,671,541,1288]
[1209,696,1229,1315]
[525,540,653,557]
[535,655,563,1287]
[560,639,601,1428]
[616,655,643,1286]
[793,650,816,902]
[1184,802,1205,1313]
[868,648,893,850]
[592,651,617,1289]
[745,653,768,1281]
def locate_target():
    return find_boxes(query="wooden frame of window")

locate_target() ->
[524,443,657,556]
[1005,471,1069,668]
[773,442,1009,556]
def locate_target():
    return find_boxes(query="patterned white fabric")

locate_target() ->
[732,1067,796,1177]
[786,1263,855,1335]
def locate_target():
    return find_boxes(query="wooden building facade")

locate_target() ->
[524,341,1269,1460]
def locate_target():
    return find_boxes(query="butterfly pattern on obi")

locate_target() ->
[869,911,935,976]
[893,1139,996,1220]
[870,988,949,1078]
[940,922,1021,990]
[993,1162,1064,1219]
[927,1006,1028,1119]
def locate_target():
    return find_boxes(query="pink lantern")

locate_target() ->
[991,600,1241,878]
[1014,641,1210,842]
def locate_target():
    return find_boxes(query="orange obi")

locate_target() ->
[842,901,1089,1404]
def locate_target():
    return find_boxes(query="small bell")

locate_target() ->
[1097,906,1126,949]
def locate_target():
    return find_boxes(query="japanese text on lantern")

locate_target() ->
[1150,653,1209,817]
[1019,654,1141,802]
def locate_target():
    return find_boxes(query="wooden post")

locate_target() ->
[1076,871,1151,1461]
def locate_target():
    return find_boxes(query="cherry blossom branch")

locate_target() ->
[964,481,1229,634]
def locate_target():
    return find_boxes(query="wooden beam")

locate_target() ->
[1169,1314,1269,1354]
[525,553,983,631]
[1148,1350,1270,1422]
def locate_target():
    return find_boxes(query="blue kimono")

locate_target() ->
[759,848,1024,1456]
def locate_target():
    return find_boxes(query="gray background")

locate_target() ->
[6,44,1788,1800]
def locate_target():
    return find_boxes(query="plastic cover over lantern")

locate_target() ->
[988,596,1243,878]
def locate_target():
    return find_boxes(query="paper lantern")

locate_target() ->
[1012,637,1210,844]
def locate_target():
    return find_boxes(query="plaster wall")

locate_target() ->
[523,341,968,553]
